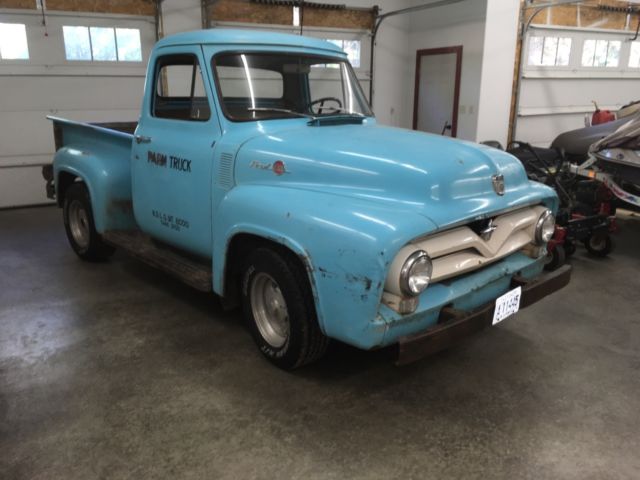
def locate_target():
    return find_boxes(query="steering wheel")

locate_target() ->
[305,97,342,115]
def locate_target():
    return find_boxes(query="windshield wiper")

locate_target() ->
[246,107,316,119]
[317,108,366,117]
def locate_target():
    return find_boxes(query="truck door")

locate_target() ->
[131,47,221,258]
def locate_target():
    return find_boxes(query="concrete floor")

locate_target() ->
[1,206,639,480]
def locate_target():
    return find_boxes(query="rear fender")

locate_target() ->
[53,147,135,232]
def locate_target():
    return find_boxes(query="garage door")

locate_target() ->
[515,25,640,147]
[0,9,155,208]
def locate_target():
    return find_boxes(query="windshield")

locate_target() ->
[212,52,372,121]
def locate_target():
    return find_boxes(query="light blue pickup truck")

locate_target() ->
[43,29,571,369]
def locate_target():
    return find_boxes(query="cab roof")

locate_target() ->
[155,28,346,55]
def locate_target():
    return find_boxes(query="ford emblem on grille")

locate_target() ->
[492,174,505,196]
[479,218,498,240]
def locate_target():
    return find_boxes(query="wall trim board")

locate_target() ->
[518,105,621,116]
[529,23,640,36]
[0,7,155,21]
[0,0,155,16]
[207,0,375,30]
[523,71,640,79]
[0,71,147,77]
[0,63,147,76]
[209,20,370,35]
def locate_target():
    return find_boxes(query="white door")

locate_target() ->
[414,48,461,137]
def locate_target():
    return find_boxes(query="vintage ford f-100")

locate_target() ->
[43,29,571,369]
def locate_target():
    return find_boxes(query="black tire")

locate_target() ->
[241,247,329,370]
[544,244,566,271]
[63,183,115,261]
[564,240,576,257]
[584,233,613,257]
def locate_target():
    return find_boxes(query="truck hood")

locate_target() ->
[234,123,553,228]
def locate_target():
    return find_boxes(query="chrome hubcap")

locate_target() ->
[250,272,289,348]
[68,200,90,249]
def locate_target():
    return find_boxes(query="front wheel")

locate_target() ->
[63,183,115,261]
[241,247,329,370]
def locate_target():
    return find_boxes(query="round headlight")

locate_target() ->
[400,250,433,297]
[535,209,555,244]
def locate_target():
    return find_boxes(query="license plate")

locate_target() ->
[492,287,522,325]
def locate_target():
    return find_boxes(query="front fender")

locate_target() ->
[53,146,135,232]
[213,185,437,349]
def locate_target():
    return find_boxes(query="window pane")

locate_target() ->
[556,37,572,66]
[606,40,621,67]
[115,28,142,61]
[213,52,371,121]
[0,23,29,60]
[582,39,595,67]
[343,40,361,68]
[158,64,193,97]
[90,27,116,61]
[593,39,609,67]
[541,37,559,66]
[630,42,640,68]
[155,58,210,121]
[527,36,543,66]
[63,26,91,61]
[217,65,283,99]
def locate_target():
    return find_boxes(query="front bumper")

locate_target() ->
[395,264,572,365]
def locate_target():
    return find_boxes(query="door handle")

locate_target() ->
[134,135,152,144]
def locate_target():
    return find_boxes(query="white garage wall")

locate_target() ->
[515,24,640,147]
[364,0,411,128]
[0,9,155,208]
[405,0,487,141]
[475,0,519,147]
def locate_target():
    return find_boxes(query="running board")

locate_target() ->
[102,230,212,292]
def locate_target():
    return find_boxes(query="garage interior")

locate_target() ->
[1,0,640,478]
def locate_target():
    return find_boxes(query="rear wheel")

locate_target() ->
[63,183,115,261]
[584,233,613,257]
[241,247,329,369]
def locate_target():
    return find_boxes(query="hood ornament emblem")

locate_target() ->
[492,174,505,196]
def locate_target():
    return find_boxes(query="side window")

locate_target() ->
[581,39,621,68]
[153,55,211,121]
[527,36,572,67]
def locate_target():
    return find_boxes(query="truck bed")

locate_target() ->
[51,118,137,151]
